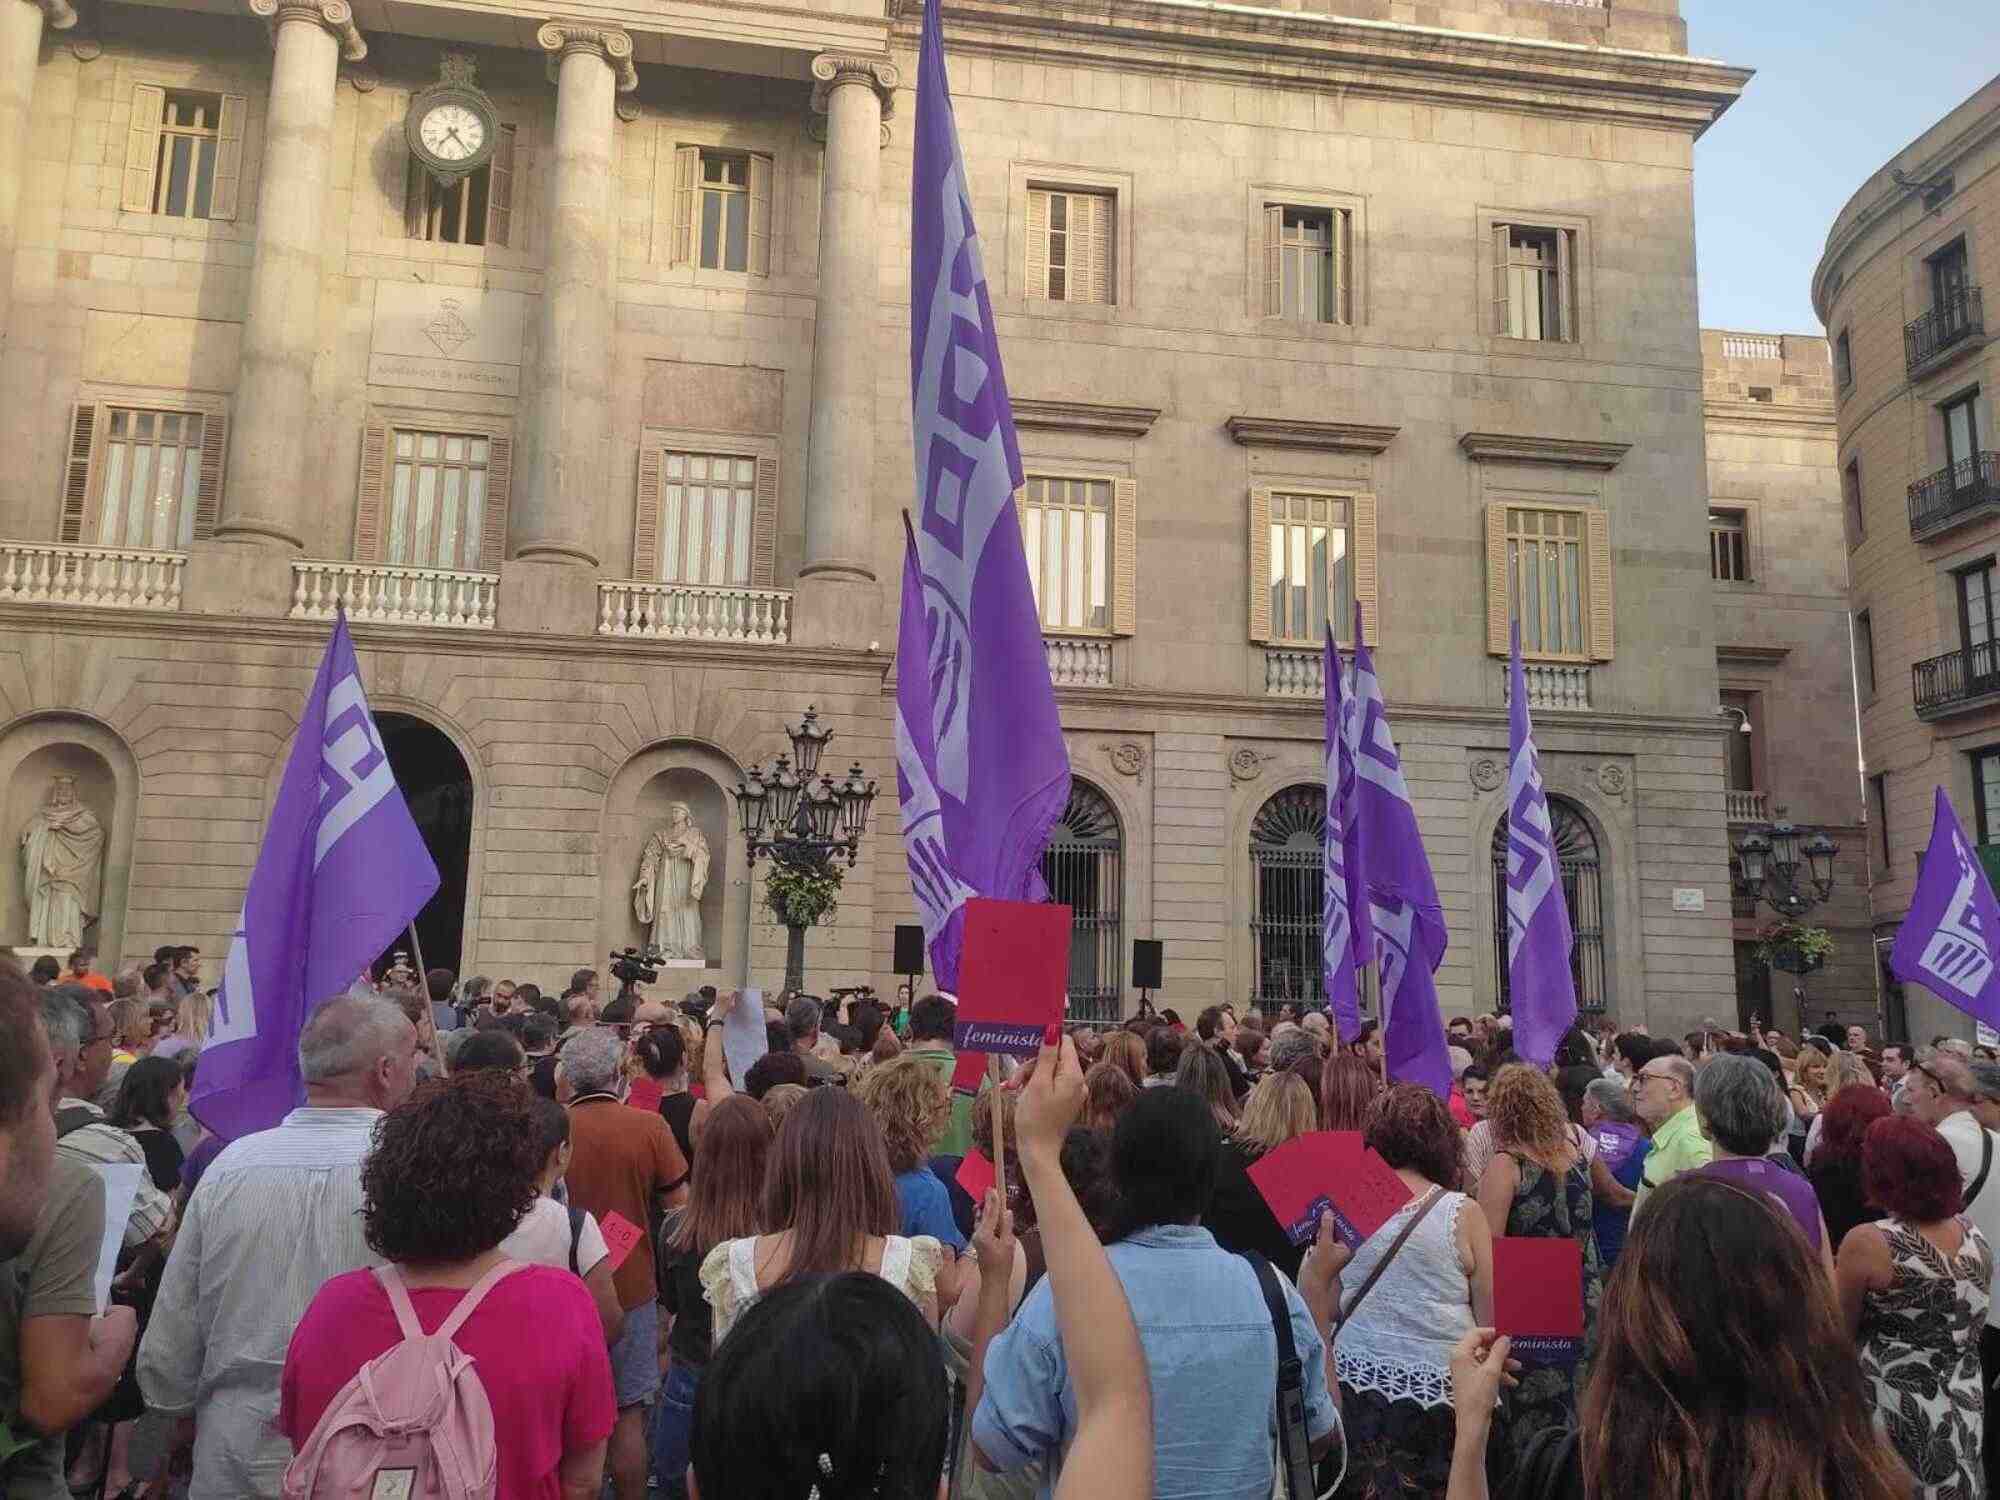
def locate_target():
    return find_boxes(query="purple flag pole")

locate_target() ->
[907,0,1070,993]
[1342,600,1452,1096]
[192,610,439,1141]
[1323,626,1362,1041]
[1889,787,2000,1031]
[1505,620,1578,1065]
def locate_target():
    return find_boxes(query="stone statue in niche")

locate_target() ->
[20,775,105,949]
[633,802,711,960]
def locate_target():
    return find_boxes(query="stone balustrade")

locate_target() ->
[0,542,185,611]
[1043,636,1113,687]
[1503,661,1593,710]
[1263,647,1324,698]
[1726,788,1770,824]
[291,560,498,628]
[597,581,792,643]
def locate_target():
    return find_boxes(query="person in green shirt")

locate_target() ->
[1630,1051,1712,1217]
[902,995,974,1159]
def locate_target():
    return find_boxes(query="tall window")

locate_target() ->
[1709,508,1749,582]
[1264,493,1352,644]
[1834,330,1853,391]
[1975,753,2000,847]
[1250,786,1326,1015]
[1720,690,1755,792]
[1843,459,1865,543]
[96,408,204,550]
[1959,561,1999,683]
[1505,508,1587,658]
[153,92,222,220]
[1869,773,1890,868]
[1023,476,1111,632]
[1944,390,1982,481]
[386,430,489,571]
[1279,208,1348,323]
[409,125,514,246]
[1854,609,1876,699]
[1933,239,1970,314]
[657,451,755,586]
[698,152,750,272]
[1028,188,1114,305]
[1492,796,1607,1013]
[1041,781,1123,1022]
[1498,225,1573,343]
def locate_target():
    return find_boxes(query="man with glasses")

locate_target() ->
[1629,1048,1711,1216]
[49,988,173,1253]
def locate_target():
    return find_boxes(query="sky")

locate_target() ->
[1682,1,1995,336]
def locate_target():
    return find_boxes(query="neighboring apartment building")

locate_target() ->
[1701,330,1872,1039]
[0,0,1750,1030]
[1814,75,2000,1048]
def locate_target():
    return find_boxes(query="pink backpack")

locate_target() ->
[282,1259,519,1500]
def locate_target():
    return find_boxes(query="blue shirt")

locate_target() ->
[1590,1120,1650,1268]
[973,1224,1340,1500]
[893,1167,967,1252]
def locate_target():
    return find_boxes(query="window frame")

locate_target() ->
[1834,329,1853,393]
[1931,237,1970,313]
[630,426,779,588]
[1708,506,1752,585]
[1853,608,1876,702]
[1943,388,1983,478]
[121,83,247,223]
[1503,504,1590,661]
[58,385,229,553]
[1007,162,1133,315]
[380,428,496,573]
[652,448,761,589]
[1843,457,1865,547]
[354,409,512,572]
[1869,772,1890,869]
[406,122,516,248]
[1265,490,1354,646]
[1248,485,1378,647]
[1479,208,1590,349]
[1246,185,1366,328]
[1976,752,2000,848]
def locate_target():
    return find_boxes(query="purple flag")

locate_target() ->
[1505,621,1578,1065]
[905,0,1069,990]
[1889,788,2000,1030]
[192,611,439,1140]
[1342,601,1452,1096]
[1323,626,1363,1041]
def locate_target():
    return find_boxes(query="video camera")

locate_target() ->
[602,945,663,1024]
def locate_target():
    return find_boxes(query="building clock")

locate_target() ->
[405,56,498,186]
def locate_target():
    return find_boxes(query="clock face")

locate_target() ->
[418,102,486,164]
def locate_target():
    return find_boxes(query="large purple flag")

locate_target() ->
[192,611,439,1140]
[1342,602,1452,1096]
[1889,787,2000,1030]
[1505,621,1578,1065]
[905,0,1069,989]
[1323,626,1363,1041]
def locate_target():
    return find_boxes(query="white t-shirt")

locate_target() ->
[498,1194,610,1278]
[1937,1109,2000,1327]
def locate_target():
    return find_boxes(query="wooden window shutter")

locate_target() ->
[1111,477,1136,636]
[353,420,390,562]
[485,124,516,247]
[207,94,247,221]
[1026,189,1049,299]
[59,403,97,544]
[403,156,426,239]
[1555,228,1574,342]
[1585,505,1615,660]
[751,454,778,586]
[1088,193,1114,305]
[632,446,664,579]
[747,152,773,277]
[1351,491,1378,645]
[479,434,512,570]
[1490,221,1511,336]
[192,407,226,540]
[1259,204,1281,317]
[122,85,165,213]
[1336,209,1353,325]
[1484,502,1510,655]
[1248,487,1273,644]
[670,145,699,267]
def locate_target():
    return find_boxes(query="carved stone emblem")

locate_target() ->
[1469,755,1504,792]
[424,298,473,358]
[1106,742,1144,779]
[1597,762,1629,798]
[1229,747,1271,783]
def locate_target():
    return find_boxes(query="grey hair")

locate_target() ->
[1300,1012,1331,1036]
[1653,1054,1696,1094]
[1269,1028,1322,1074]
[558,1028,625,1097]
[1584,1076,1636,1123]
[1694,1052,1789,1156]
[297,994,411,1084]
[1970,1061,2000,1103]
[1938,1038,1975,1063]
[38,989,87,1054]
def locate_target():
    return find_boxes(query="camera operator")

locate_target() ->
[784,998,841,1085]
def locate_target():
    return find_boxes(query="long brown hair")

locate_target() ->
[671,1095,771,1255]
[1319,1053,1379,1132]
[760,1085,897,1282]
[1582,1176,1908,1500]
[1100,1031,1147,1090]
[1487,1062,1575,1170]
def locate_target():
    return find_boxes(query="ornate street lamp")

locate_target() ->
[735,707,879,993]
[1732,815,1840,1023]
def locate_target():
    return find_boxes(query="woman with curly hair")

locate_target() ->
[1475,1063,1600,1479]
[1807,1086,1892,1251]
[278,1071,615,1497]
[854,1053,968,1254]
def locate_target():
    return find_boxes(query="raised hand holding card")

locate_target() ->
[1245,1132,1414,1248]
[955,898,1071,1055]
[956,1149,996,1204]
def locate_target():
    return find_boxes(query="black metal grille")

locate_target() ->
[1041,779,1123,1023]
[1913,641,2000,718]
[1908,452,2000,539]
[1250,785,1327,1017]
[1904,284,1983,375]
[1491,797,1607,1014]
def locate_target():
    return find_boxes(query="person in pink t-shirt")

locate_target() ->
[279,1072,615,1499]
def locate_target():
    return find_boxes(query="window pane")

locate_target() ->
[1088,508,1107,629]
[1309,525,1328,640]
[1023,500,1042,616]
[731,481,753,585]
[127,445,154,548]
[419,432,440,461]
[1312,246,1333,324]
[438,467,463,569]
[193,137,215,220]
[661,480,683,581]
[151,430,181,549]
[725,192,748,273]
[177,446,200,549]
[1564,544,1583,652]
[1042,509,1062,627]
[1269,523,1286,636]
[98,444,127,546]
[685,480,706,583]
[700,193,722,270]
[388,462,411,564]
[463,471,485,567]
[412,464,437,565]
[1329,522,1351,631]
[1066,503,1085,627]
[396,431,414,459]
[1521,541,1541,651]
[164,135,192,216]
[707,483,730,582]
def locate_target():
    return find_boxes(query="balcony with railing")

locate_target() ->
[1044,636,1113,688]
[291,561,498,629]
[1909,452,2000,540]
[597,581,791,642]
[0,542,186,612]
[1264,647,1323,699]
[1913,641,2000,720]
[1500,661,1593,711]
[1905,285,1984,378]
[1726,789,1770,824]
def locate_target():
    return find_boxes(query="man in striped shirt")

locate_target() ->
[47,988,173,1250]
[138,993,418,1498]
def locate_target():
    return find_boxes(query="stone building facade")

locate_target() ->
[1813,77,2000,1047]
[1700,329,1872,1038]
[0,0,1753,1031]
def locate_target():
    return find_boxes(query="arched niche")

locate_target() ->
[0,714,140,964]
[601,740,745,988]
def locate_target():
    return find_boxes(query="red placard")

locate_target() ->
[597,1210,646,1273]
[954,898,1071,1056]
[955,1149,996,1205]
[1245,1131,1414,1248]
[950,1048,988,1098]
[1491,1236,1585,1364]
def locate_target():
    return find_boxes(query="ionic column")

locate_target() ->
[214,0,363,552]
[796,52,896,649]
[0,0,74,347]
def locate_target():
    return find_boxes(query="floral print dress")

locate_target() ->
[1858,1215,1992,1500]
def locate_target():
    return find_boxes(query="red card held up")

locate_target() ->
[950,1048,988,1097]
[1244,1131,1414,1248]
[597,1210,647,1274]
[955,897,1071,1056]
[1491,1236,1585,1364]
[956,1149,996,1205]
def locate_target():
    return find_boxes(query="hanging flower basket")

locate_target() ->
[764,863,843,929]
[1754,921,1833,975]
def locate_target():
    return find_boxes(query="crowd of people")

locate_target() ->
[3,945,1999,1500]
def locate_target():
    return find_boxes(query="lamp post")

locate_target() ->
[735,706,879,994]
[1731,815,1840,1030]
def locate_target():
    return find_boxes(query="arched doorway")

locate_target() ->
[376,713,473,977]
[1250,784,1325,1017]
[1490,795,1607,1014]
[1041,780,1123,1021]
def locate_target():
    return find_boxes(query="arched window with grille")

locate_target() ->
[1250,785,1326,1017]
[1041,780,1123,1022]
[1491,795,1607,1013]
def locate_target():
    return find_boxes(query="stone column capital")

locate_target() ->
[810,52,898,119]
[246,0,366,62]
[24,0,79,33]
[538,21,637,93]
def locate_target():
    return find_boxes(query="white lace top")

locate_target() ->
[1333,1189,1474,1410]
[700,1233,942,1349]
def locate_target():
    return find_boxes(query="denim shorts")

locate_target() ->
[609,1296,661,1409]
